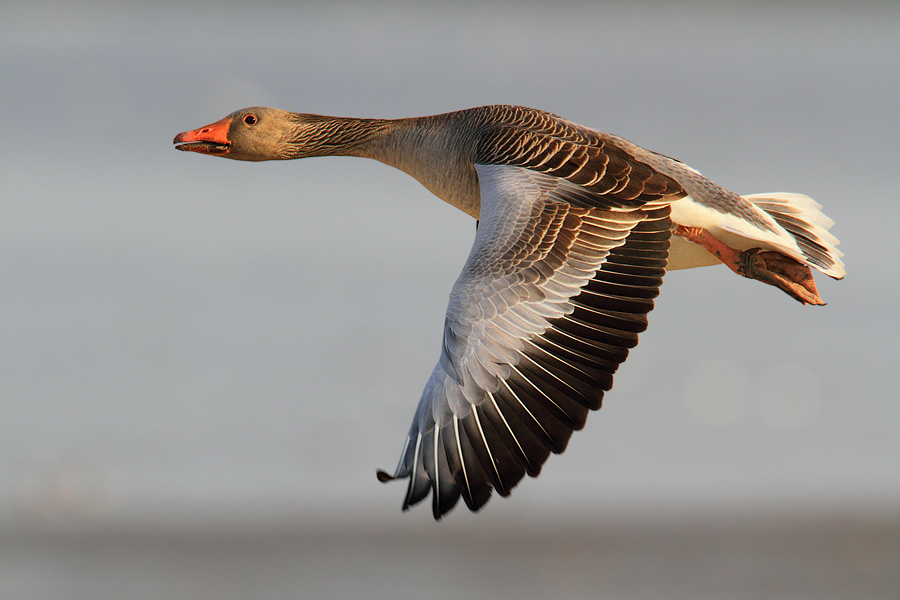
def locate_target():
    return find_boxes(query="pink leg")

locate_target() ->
[675,225,825,306]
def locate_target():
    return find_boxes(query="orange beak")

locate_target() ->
[173,116,232,155]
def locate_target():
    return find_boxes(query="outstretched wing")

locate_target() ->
[378,163,675,518]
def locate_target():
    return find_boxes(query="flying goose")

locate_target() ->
[174,105,844,519]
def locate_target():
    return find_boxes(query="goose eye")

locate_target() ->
[243,114,258,125]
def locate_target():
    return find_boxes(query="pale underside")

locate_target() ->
[666,193,843,276]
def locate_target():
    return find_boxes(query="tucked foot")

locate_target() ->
[674,225,825,305]
[738,249,825,305]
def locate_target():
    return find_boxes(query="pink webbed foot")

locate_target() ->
[674,225,825,305]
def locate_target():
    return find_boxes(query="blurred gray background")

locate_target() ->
[1,1,898,598]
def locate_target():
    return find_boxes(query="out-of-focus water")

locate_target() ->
[3,513,899,600]
[1,1,899,596]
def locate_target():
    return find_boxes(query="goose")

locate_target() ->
[174,105,844,519]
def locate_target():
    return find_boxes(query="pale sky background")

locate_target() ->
[1,0,898,531]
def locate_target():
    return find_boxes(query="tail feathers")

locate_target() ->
[744,193,845,280]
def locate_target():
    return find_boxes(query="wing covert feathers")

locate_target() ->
[475,122,684,209]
